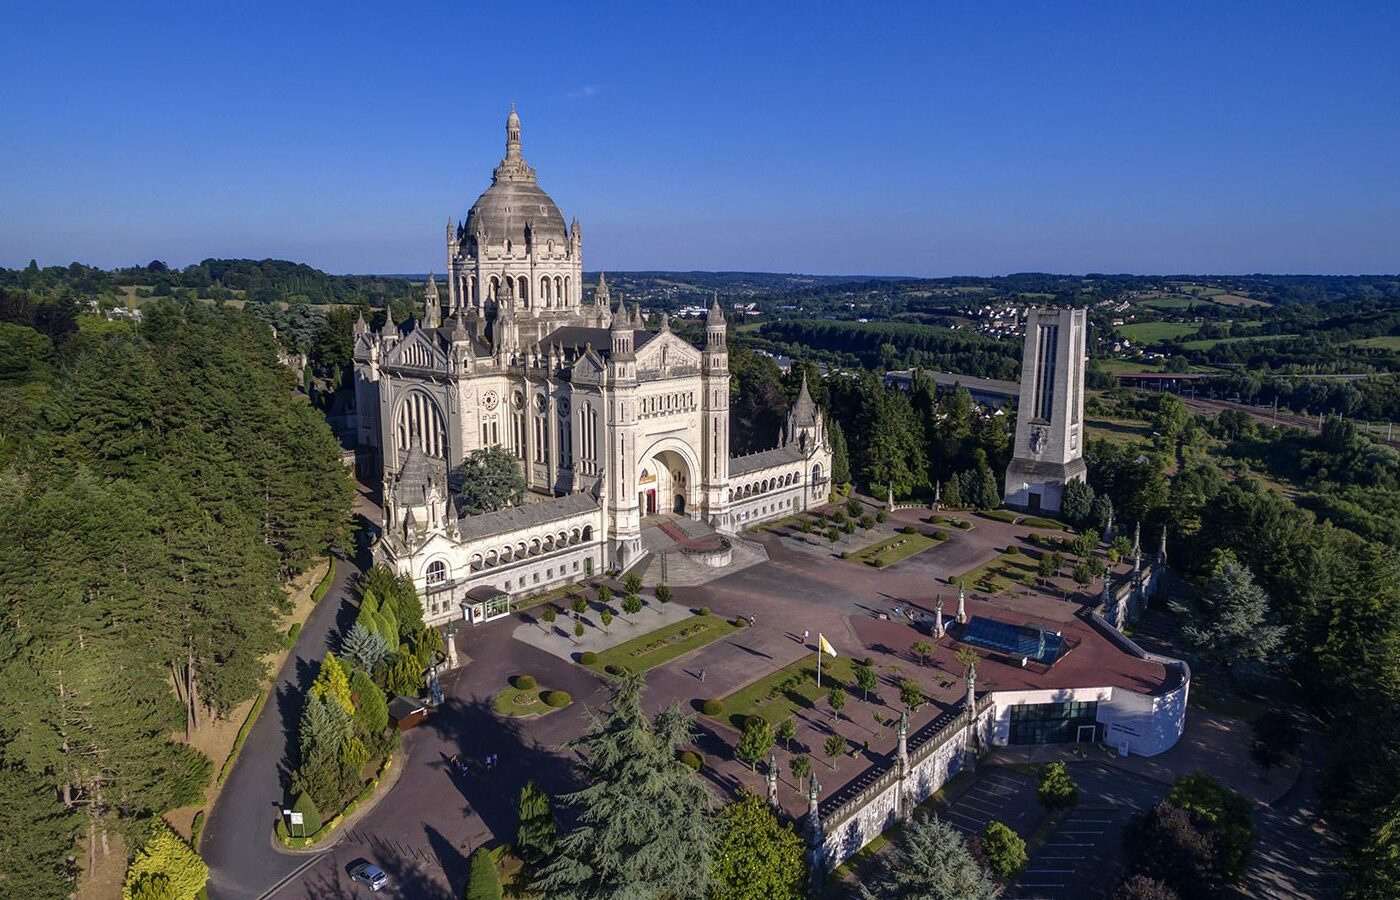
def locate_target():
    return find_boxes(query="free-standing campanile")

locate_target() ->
[1003,308,1088,514]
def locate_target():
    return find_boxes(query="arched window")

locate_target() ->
[426,560,447,586]
[489,275,500,300]
[394,390,447,458]
[556,275,565,305]
[541,276,552,305]
[582,525,594,542]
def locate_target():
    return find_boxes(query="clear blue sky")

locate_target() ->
[3,1,1398,276]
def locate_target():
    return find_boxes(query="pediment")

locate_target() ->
[570,348,606,379]
[386,330,449,370]
[636,332,701,373]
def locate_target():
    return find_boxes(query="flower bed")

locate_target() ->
[588,614,737,674]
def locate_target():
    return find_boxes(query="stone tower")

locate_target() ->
[701,293,731,530]
[1003,307,1088,514]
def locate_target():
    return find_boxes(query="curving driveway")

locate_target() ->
[200,555,362,900]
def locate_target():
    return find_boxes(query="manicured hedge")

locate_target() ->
[311,558,335,603]
[605,663,630,677]
[578,651,598,665]
[217,689,269,786]
[679,750,704,771]
[702,699,723,717]
[697,607,710,617]
[512,674,537,690]
[544,690,571,708]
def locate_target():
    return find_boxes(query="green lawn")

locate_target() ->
[978,509,1019,523]
[1349,335,1400,350]
[589,614,738,675]
[955,551,1040,595]
[708,653,861,730]
[846,531,939,567]
[1018,515,1069,531]
[1117,322,1202,344]
[1141,297,1204,311]
[1085,416,1153,447]
[493,684,572,718]
[1179,333,1297,351]
[511,582,585,612]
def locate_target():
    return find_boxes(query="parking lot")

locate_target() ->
[1009,761,1167,899]
[941,767,1042,841]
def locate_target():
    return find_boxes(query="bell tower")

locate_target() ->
[1004,308,1088,513]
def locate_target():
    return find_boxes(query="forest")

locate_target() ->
[0,293,352,897]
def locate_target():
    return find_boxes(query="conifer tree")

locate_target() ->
[0,762,79,900]
[531,675,716,898]
[859,814,1000,900]
[122,823,208,900]
[516,780,557,864]
[310,652,354,715]
[349,668,388,735]
[465,847,503,900]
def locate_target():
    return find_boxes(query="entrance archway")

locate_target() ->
[638,445,695,519]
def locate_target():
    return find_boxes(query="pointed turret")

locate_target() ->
[595,271,610,306]
[705,291,727,352]
[792,372,816,421]
[611,293,629,331]
[353,310,368,335]
[659,311,670,332]
[379,307,399,341]
[423,274,441,329]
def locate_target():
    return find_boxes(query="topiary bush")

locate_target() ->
[702,699,723,717]
[697,606,710,617]
[512,674,537,690]
[745,714,768,730]
[544,690,571,708]
[679,750,704,771]
[900,525,917,535]
[732,616,747,627]
[873,558,887,568]
[1006,545,1020,556]
[955,520,972,530]
[933,530,949,540]
[578,651,598,665]
[604,663,629,677]
[862,656,874,667]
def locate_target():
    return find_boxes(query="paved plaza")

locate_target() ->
[269,499,1147,898]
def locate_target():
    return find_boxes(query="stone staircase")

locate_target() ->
[635,515,768,587]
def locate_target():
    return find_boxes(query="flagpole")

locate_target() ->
[817,641,822,688]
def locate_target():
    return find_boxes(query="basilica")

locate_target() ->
[353,110,833,626]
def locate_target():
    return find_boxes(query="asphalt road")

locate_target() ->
[201,555,362,900]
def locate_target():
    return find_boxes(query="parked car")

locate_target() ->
[348,859,388,892]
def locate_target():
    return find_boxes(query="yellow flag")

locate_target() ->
[818,634,837,658]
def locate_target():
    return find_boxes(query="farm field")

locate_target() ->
[1348,335,1400,350]
[1117,321,1202,344]
[1180,333,1297,351]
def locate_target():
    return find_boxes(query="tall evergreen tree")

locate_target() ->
[516,780,557,864]
[531,675,717,899]
[1180,561,1286,675]
[859,814,1000,900]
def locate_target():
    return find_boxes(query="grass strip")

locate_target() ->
[590,614,738,675]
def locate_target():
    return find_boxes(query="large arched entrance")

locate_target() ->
[638,447,694,519]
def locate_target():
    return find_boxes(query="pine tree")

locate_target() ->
[829,417,852,487]
[465,847,503,900]
[342,622,391,672]
[310,652,354,715]
[0,763,79,900]
[973,449,1001,510]
[530,675,717,898]
[122,823,208,900]
[944,472,964,508]
[859,814,1000,900]
[350,668,388,735]
[1180,561,1286,675]
[710,789,806,900]
[516,781,557,864]
[455,445,527,514]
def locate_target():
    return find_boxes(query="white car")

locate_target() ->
[348,860,388,892]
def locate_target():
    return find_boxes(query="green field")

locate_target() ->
[1085,416,1153,447]
[1349,335,1400,350]
[589,614,738,674]
[1117,322,1202,344]
[1140,297,1203,311]
[846,531,939,567]
[954,550,1040,595]
[707,653,862,730]
[1180,333,1297,351]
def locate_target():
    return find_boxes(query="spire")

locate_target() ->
[793,371,817,421]
[379,307,397,338]
[659,311,670,332]
[353,310,368,334]
[596,271,610,305]
[708,290,726,324]
[632,301,643,327]
[505,104,522,159]
[957,583,967,624]
[934,597,945,638]
[611,293,629,331]
[423,274,441,329]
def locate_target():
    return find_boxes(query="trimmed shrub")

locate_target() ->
[732,616,748,627]
[873,558,887,568]
[744,714,768,730]
[679,750,704,771]
[544,690,571,708]
[933,530,949,540]
[604,663,629,677]
[955,519,972,529]
[863,657,874,667]
[702,699,723,717]
[291,791,322,834]
[900,525,917,535]
[578,651,598,666]
[512,674,536,690]
[697,606,711,617]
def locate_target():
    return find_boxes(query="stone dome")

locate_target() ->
[462,109,569,250]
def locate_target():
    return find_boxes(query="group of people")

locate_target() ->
[448,752,500,775]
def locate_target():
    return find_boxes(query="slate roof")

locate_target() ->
[544,325,657,356]
[455,492,600,542]
[729,446,804,477]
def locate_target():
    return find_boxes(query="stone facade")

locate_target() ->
[353,110,833,624]
[1004,307,1089,513]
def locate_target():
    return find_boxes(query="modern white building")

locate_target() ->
[353,110,833,625]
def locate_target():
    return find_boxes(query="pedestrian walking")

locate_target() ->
[699,668,706,682]
[749,614,756,628]
[803,629,810,645]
